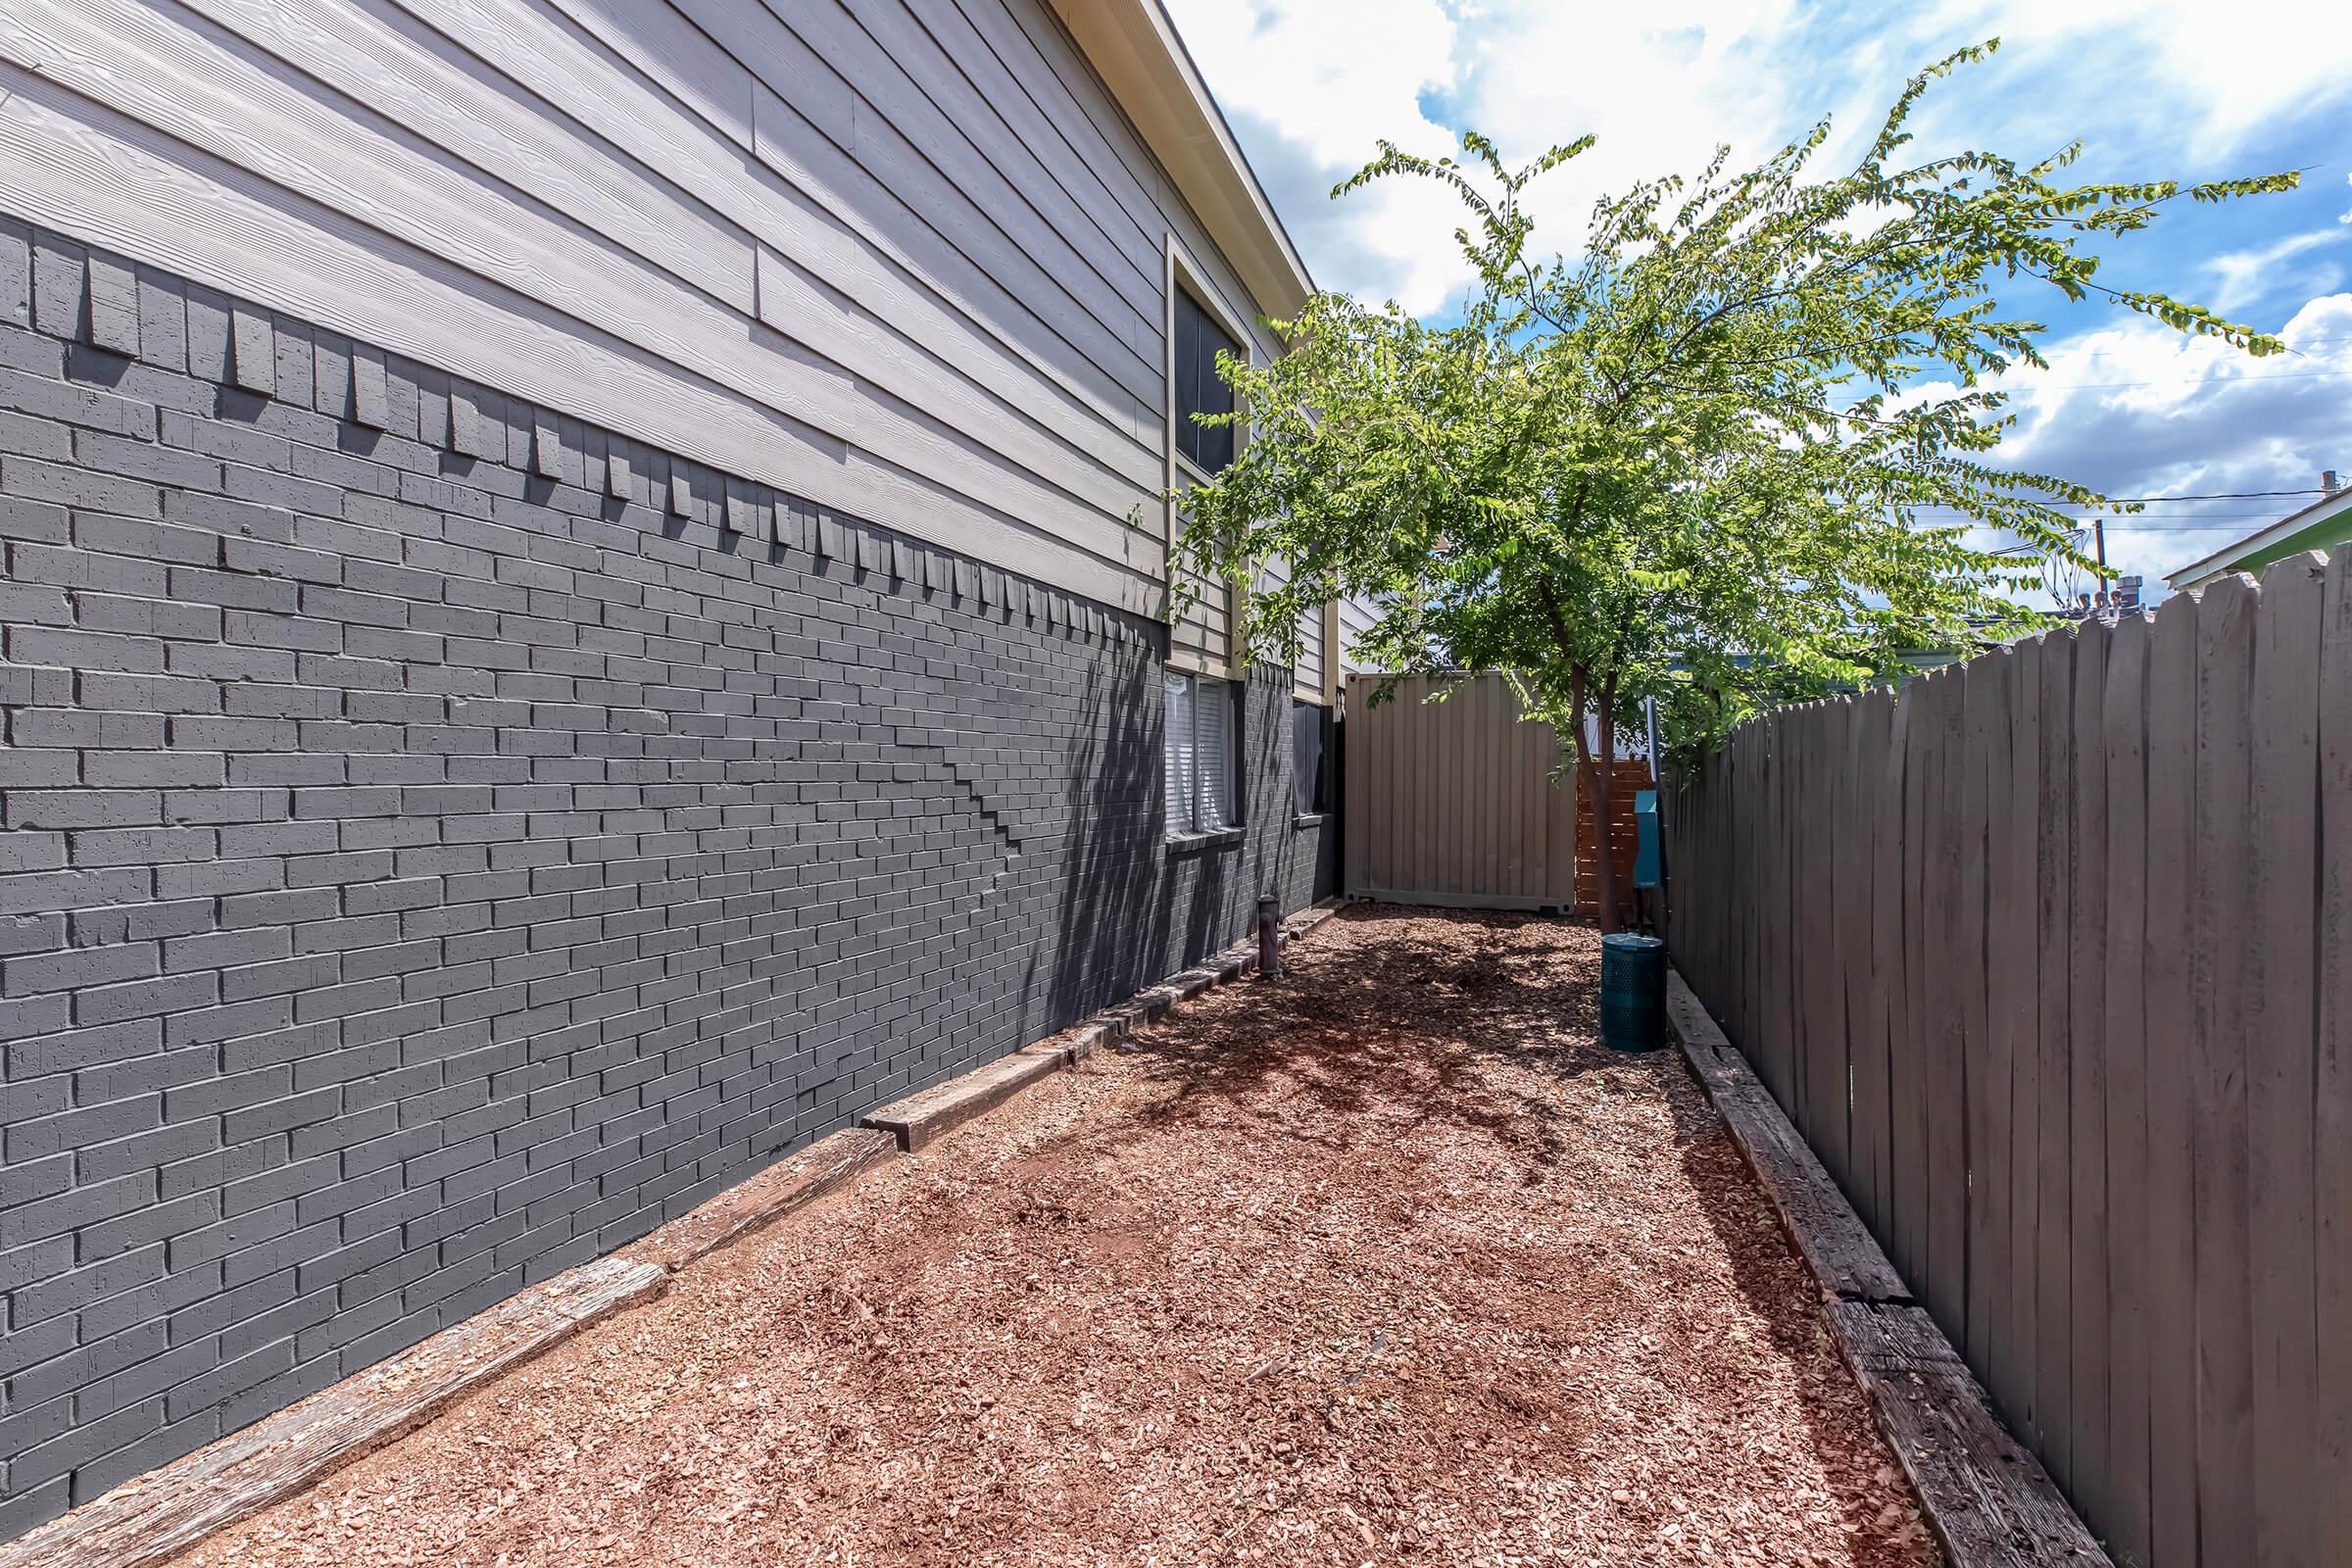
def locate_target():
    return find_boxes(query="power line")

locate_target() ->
[2002,368,2350,390]
[1908,487,2328,512]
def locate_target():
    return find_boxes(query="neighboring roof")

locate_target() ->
[1052,0,1315,322]
[2166,484,2352,591]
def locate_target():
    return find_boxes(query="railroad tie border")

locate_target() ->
[1664,966,2110,1568]
[0,902,1345,1568]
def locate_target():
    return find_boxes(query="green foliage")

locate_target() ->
[1171,38,2295,784]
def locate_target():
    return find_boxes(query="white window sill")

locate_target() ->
[1164,827,1245,857]
[1292,812,1330,829]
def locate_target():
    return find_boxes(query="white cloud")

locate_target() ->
[1163,0,2352,607]
[1916,294,2352,597]
[2204,228,2348,313]
[1168,0,2352,316]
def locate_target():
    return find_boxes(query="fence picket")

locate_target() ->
[2069,615,2112,1537]
[2007,633,2045,1449]
[1809,703,1850,1180]
[2143,590,2201,1568]
[2318,549,2352,1568]
[2248,554,2325,1566]
[1863,687,1904,1242]
[1963,652,2008,1384]
[2192,575,2258,1567]
[1887,678,1927,1288]
[1925,667,1971,1340]
[1659,559,2348,1568]
[2100,612,2153,1568]
[2034,629,2076,1484]
[1837,692,1875,1221]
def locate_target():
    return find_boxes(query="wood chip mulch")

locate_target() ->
[170,906,1937,1568]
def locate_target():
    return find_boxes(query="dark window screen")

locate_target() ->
[1174,287,1238,473]
[1292,700,1333,814]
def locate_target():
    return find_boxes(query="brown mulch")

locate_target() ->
[172,906,1936,1568]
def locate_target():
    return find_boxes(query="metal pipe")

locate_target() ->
[1256,894,1282,980]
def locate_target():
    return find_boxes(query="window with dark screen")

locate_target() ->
[1173,286,1239,473]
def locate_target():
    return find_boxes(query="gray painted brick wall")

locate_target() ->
[0,217,1335,1539]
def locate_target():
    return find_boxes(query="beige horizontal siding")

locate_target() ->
[0,0,1284,614]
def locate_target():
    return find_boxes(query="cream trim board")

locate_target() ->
[1321,599,1342,705]
[1164,232,1252,674]
[1048,0,1313,323]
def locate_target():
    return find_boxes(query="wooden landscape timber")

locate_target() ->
[1667,966,2110,1568]
[1660,552,2349,1568]
[0,903,1347,1568]
[0,1255,669,1568]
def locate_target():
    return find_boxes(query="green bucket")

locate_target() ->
[1598,933,1667,1053]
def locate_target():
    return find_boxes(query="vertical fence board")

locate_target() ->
[1849,689,1894,1238]
[1809,705,1850,1178]
[2007,634,2044,1448]
[1656,568,2343,1568]
[2142,591,2201,1568]
[1760,717,1788,1107]
[1343,674,1603,909]
[2248,554,2325,1568]
[2069,616,2112,1536]
[1784,710,1810,1126]
[2034,629,2075,1483]
[2100,612,2153,1568]
[2318,549,2352,1568]
[1891,676,1930,1291]
[1926,668,1970,1339]
[1963,652,2008,1384]
[1833,695,1870,1209]
[2192,574,2257,1568]
[1780,713,1801,1112]
[1978,647,2026,1426]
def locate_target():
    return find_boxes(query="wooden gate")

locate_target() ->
[1342,671,1603,910]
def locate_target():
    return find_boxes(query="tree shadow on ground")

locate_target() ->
[1077,904,1654,1169]
[1046,901,1918,1565]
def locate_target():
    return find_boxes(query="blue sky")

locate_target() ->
[1163,0,2352,601]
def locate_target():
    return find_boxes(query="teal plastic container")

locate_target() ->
[1599,932,1667,1053]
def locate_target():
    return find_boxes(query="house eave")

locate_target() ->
[2166,485,2352,592]
[1052,0,1315,324]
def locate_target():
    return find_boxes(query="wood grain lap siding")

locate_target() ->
[1337,596,1382,675]
[0,0,1296,618]
[1292,603,1326,701]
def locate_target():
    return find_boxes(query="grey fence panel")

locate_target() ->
[1342,673,1583,910]
[1660,552,2343,1568]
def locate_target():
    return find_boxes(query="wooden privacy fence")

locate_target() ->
[1659,550,2350,1568]
[1342,672,1648,913]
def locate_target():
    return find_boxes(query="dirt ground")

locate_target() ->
[172,906,1936,1568]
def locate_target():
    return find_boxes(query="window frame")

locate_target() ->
[1162,240,1254,688]
[1165,669,1241,839]
[1291,697,1335,819]
[1171,285,1240,476]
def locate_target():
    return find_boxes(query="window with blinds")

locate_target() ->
[1165,672,1237,834]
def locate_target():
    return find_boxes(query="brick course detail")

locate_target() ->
[0,215,1335,1540]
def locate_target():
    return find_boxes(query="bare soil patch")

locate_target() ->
[170,906,1936,1567]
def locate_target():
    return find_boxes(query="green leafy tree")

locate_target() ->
[1172,40,2294,930]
